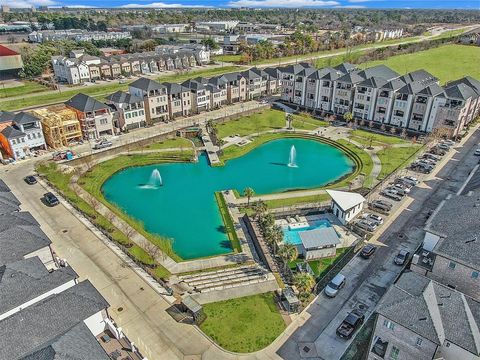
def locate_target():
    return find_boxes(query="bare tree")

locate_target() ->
[143,240,161,262]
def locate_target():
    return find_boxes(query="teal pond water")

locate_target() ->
[102,138,354,260]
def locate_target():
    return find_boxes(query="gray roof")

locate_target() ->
[382,78,407,91]
[0,198,20,215]
[182,78,207,91]
[333,63,357,74]
[278,63,313,75]
[0,211,39,232]
[444,83,478,100]
[1,125,25,139]
[0,111,38,125]
[336,70,365,84]
[425,192,480,269]
[400,70,438,84]
[0,280,109,360]
[447,76,480,96]
[0,179,9,192]
[129,77,165,92]
[0,225,52,266]
[317,67,343,81]
[163,81,189,94]
[358,65,400,81]
[358,76,388,89]
[0,190,20,206]
[377,272,480,355]
[299,227,340,249]
[20,322,109,360]
[0,257,78,316]
[65,93,108,113]
[106,90,142,104]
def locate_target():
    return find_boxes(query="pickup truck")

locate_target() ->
[336,311,365,339]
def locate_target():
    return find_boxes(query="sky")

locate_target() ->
[1,0,479,10]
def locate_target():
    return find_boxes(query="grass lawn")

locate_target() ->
[264,193,331,209]
[214,192,242,252]
[350,129,408,146]
[215,109,328,139]
[289,247,349,278]
[0,81,48,98]
[0,66,242,111]
[377,145,422,180]
[199,292,286,352]
[141,137,194,151]
[363,44,480,85]
[214,54,243,63]
[336,139,374,187]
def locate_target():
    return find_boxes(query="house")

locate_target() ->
[129,77,169,124]
[106,91,146,131]
[30,105,82,149]
[410,190,480,301]
[241,68,268,99]
[0,44,23,79]
[368,271,480,360]
[0,111,46,160]
[222,72,247,103]
[459,27,480,46]
[65,93,115,140]
[326,190,366,225]
[299,226,341,260]
[182,78,211,113]
[0,180,20,214]
[163,82,192,118]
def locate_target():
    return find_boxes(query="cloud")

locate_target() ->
[347,0,370,2]
[120,2,206,7]
[334,4,366,7]
[0,0,57,7]
[228,0,339,7]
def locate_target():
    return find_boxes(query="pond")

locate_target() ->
[102,138,354,260]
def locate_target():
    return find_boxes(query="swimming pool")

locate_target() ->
[283,219,332,246]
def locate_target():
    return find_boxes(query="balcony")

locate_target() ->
[96,330,143,360]
[371,337,388,358]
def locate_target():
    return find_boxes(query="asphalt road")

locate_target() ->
[276,127,480,360]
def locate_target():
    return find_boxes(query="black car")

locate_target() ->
[394,250,410,265]
[336,311,365,339]
[360,244,377,259]
[44,192,60,207]
[24,175,37,185]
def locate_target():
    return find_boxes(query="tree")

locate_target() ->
[293,272,315,293]
[243,187,255,207]
[143,240,161,263]
[343,112,354,123]
[278,243,298,271]
[252,200,268,217]
[201,37,219,50]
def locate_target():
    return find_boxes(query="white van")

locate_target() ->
[324,273,346,297]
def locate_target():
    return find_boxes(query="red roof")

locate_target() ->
[0,45,19,57]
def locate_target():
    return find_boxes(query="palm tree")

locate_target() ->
[243,187,254,207]
[293,272,315,293]
[343,112,354,123]
[252,200,267,217]
[278,243,298,272]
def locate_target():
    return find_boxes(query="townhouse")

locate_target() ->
[206,77,228,109]
[30,105,82,149]
[129,78,169,124]
[160,82,191,119]
[368,271,480,360]
[65,93,115,140]
[0,111,46,160]
[106,91,146,131]
[222,72,248,103]
[241,68,269,100]
[182,78,211,113]
[410,190,480,301]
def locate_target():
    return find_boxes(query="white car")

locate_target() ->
[474,148,480,156]
[324,273,346,297]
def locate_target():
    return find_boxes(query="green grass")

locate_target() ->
[141,137,194,151]
[214,192,242,253]
[264,193,331,209]
[0,66,242,111]
[289,247,348,278]
[336,139,374,187]
[128,245,155,265]
[199,293,286,353]
[377,145,423,180]
[214,54,243,63]
[78,151,194,262]
[430,28,468,40]
[0,81,48,98]
[215,109,328,139]
[350,129,408,145]
[363,44,480,85]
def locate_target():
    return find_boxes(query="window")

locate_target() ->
[11,139,16,145]
[383,320,395,330]
[472,271,479,279]
[389,346,400,360]
[449,261,456,270]
[416,338,423,346]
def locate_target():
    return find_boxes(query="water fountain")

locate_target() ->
[141,169,163,189]
[288,145,298,168]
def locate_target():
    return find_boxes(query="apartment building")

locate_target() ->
[410,190,480,301]
[221,72,247,103]
[30,105,82,149]
[65,93,115,140]
[182,78,211,113]
[163,82,192,118]
[206,78,228,109]
[129,77,169,124]
[242,68,269,99]
[368,271,480,360]
[0,111,46,160]
[106,91,146,131]
[28,29,131,43]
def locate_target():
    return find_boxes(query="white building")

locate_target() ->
[299,227,341,260]
[326,190,366,225]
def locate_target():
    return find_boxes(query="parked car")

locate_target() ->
[24,175,37,185]
[93,141,113,150]
[362,213,384,225]
[438,143,450,151]
[386,186,407,197]
[369,200,392,213]
[324,273,346,297]
[360,244,377,259]
[44,192,59,207]
[381,189,403,201]
[474,148,480,156]
[430,147,446,156]
[394,250,411,265]
[423,153,441,161]
[402,176,418,186]
[336,311,365,339]
[391,183,411,193]
[356,219,377,232]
